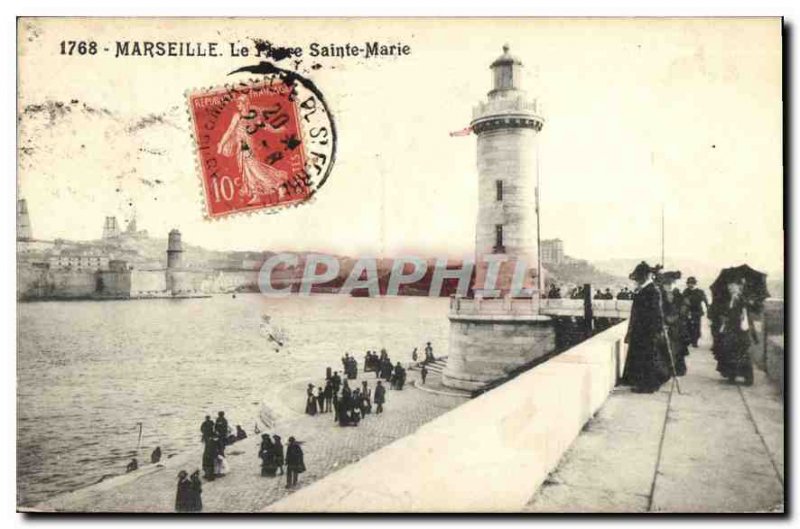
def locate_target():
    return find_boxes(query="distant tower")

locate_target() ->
[17,199,32,240]
[442,45,555,392]
[472,44,544,295]
[102,216,120,239]
[166,229,184,295]
[167,229,183,269]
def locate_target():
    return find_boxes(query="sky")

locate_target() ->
[17,18,783,274]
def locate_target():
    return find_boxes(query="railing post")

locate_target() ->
[583,283,593,338]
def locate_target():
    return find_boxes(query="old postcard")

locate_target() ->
[16,17,784,513]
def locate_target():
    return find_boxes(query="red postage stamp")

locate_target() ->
[187,72,336,218]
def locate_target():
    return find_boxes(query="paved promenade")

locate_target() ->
[34,367,466,512]
[526,332,784,513]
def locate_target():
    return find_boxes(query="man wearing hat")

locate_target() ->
[659,271,690,376]
[285,436,305,489]
[683,276,709,347]
[621,262,671,393]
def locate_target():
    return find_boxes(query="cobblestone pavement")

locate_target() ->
[36,368,466,512]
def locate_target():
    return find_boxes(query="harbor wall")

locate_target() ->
[18,265,97,300]
[268,320,629,512]
[17,265,258,300]
[130,270,167,296]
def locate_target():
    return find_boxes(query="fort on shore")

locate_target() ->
[16,201,263,300]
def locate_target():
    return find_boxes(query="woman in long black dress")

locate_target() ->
[715,279,757,385]
[305,384,317,415]
[175,470,192,512]
[621,262,671,393]
[188,470,203,512]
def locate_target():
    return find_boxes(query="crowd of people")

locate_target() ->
[199,411,249,481]
[620,261,763,394]
[174,410,307,511]
[546,284,634,300]
[302,343,437,427]
[174,341,438,512]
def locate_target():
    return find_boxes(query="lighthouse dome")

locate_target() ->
[490,44,523,68]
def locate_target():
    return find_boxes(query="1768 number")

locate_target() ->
[59,41,98,55]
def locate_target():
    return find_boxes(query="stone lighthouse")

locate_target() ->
[442,45,555,392]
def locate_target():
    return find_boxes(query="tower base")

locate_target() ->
[442,301,555,392]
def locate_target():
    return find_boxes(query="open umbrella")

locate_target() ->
[710,264,769,312]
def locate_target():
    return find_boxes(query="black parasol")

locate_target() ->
[709,264,769,311]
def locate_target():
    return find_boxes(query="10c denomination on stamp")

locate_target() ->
[187,70,336,218]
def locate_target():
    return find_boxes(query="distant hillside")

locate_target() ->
[544,258,626,290]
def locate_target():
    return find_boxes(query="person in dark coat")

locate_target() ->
[175,470,192,512]
[126,458,138,473]
[202,436,218,480]
[332,385,340,423]
[336,397,348,426]
[188,470,203,512]
[305,384,317,415]
[323,379,333,413]
[215,412,229,443]
[272,435,284,475]
[259,434,277,477]
[683,276,710,347]
[421,365,428,385]
[316,385,325,414]
[659,271,689,376]
[362,385,372,416]
[235,425,247,441]
[349,356,358,379]
[374,380,386,414]
[151,446,162,464]
[342,380,351,404]
[621,262,671,393]
[201,415,215,443]
[382,360,393,383]
[714,279,757,385]
[285,437,305,489]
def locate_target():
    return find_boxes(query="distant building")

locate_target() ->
[541,238,564,265]
[48,255,110,271]
[123,213,149,239]
[108,259,131,272]
[102,217,120,240]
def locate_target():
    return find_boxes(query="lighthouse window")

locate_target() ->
[494,224,504,252]
[496,180,503,201]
